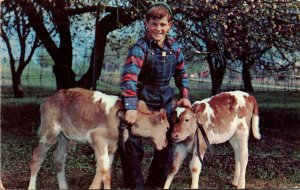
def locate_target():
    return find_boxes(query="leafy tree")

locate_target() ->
[172,0,230,94]
[3,0,300,95]
[17,0,149,90]
[172,0,300,94]
[223,1,300,93]
[1,0,40,98]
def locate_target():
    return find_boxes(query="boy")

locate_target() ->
[120,2,191,189]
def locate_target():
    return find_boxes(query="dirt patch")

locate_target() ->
[1,104,300,189]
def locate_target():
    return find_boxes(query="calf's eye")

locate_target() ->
[185,119,189,122]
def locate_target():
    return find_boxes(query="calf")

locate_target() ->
[28,88,169,189]
[164,91,261,189]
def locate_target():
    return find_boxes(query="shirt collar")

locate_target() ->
[144,34,174,49]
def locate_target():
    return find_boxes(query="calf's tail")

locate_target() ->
[251,97,261,140]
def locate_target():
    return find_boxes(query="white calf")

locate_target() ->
[28,88,169,189]
[164,91,261,189]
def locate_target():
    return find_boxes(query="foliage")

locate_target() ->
[10,0,151,90]
[172,0,300,64]
[171,0,300,93]
[1,0,41,97]
[1,0,299,94]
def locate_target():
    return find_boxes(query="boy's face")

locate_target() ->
[145,15,172,45]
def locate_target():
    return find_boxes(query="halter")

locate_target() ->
[195,122,214,167]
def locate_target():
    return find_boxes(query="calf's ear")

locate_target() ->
[192,104,203,113]
[172,99,179,109]
[191,104,197,113]
[160,109,167,121]
[171,110,177,124]
[138,100,151,114]
[117,110,125,118]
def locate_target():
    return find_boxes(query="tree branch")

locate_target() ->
[19,1,60,61]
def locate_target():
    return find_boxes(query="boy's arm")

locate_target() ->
[174,47,190,99]
[121,45,145,110]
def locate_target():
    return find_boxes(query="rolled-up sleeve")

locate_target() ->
[120,45,145,110]
[174,47,189,99]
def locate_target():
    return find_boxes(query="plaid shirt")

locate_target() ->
[121,36,189,110]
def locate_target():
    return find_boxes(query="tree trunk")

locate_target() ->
[9,59,24,98]
[242,61,254,94]
[76,44,104,89]
[207,54,226,95]
[1,22,25,98]
[211,70,224,95]
[53,63,76,90]
[77,12,137,89]
[20,1,75,90]
[76,15,106,89]
[21,1,138,90]
[12,72,24,98]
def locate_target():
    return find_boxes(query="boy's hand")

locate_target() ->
[124,110,138,124]
[178,98,191,108]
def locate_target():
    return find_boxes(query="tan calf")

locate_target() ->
[164,91,261,189]
[28,88,169,189]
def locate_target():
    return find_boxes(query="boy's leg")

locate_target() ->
[145,101,174,188]
[119,135,144,189]
[145,141,174,188]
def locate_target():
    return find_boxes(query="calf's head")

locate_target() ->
[171,107,197,142]
[132,101,169,150]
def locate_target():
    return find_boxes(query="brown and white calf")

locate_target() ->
[164,91,261,189]
[28,88,169,189]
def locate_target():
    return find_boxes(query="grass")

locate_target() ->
[2,83,299,111]
[1,64,300,188]
[1,62,299,109]
[1,88,300,189]
[2,116,299,189]
[253,91,300,110]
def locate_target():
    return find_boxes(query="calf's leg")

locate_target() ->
[28,143,52,189]
[28,124,60,189]
[190,143,205,189]
[102,154,114,189]
[53,135,69,189]
[164,145,187,189]
[231,124,249,189]
[238,134,249,189]
[89,133,112,189]
[229,136,240,187]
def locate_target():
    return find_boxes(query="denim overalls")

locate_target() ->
[120,40,177,189]
[138,41,176,114]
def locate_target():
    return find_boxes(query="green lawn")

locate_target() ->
[1,103,299,189]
